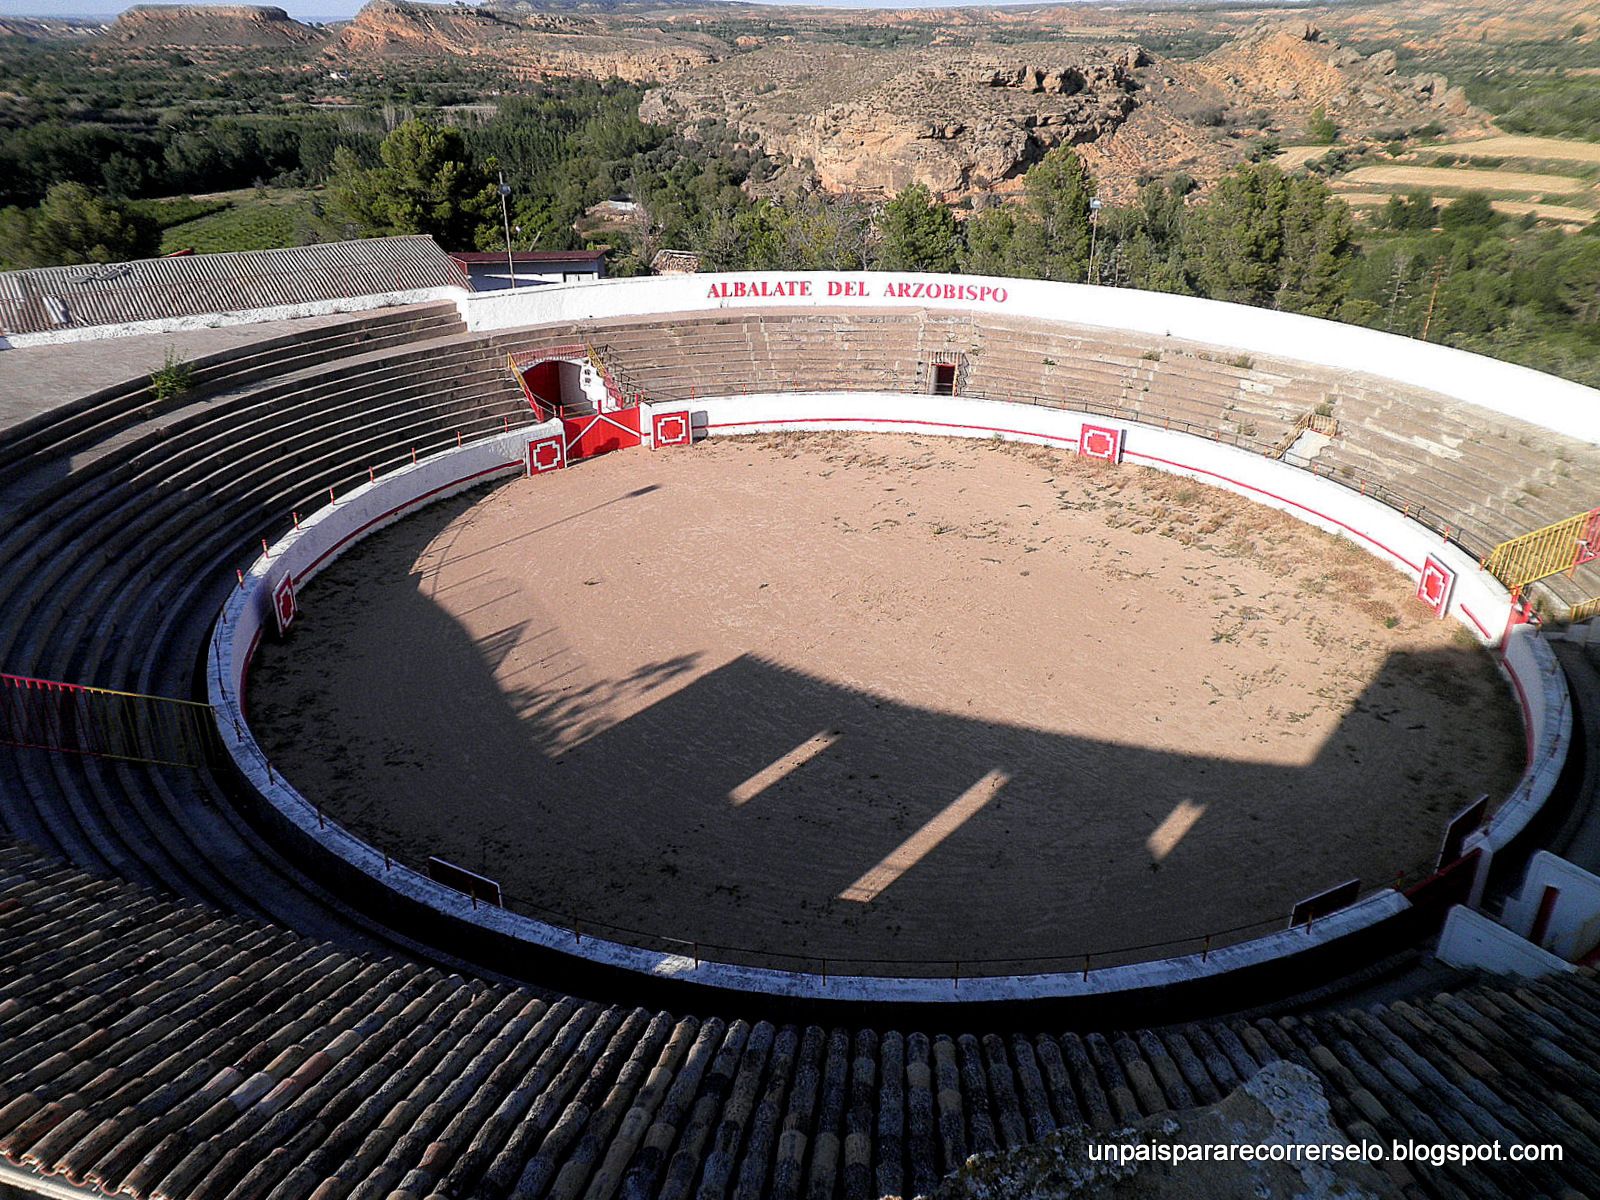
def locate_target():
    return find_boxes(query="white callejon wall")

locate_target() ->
[210,384,1570,1003]
[462,273,1600,446]
[1436,905,1577,979]
[1500,851,1600,959]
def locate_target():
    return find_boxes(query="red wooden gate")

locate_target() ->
[562,407,642,461]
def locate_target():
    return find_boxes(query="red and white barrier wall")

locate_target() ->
[207,385,1571,1004]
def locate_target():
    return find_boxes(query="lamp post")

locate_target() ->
[1087,196,1103,285]
[498,173,516,290]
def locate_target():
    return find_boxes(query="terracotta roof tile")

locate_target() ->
[1,846,1599,1200]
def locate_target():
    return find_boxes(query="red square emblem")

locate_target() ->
[652,409,692,449]
[1416,555,1455,618]
[527,434,566,476]
[272,574,297,636]
[1079,424,1123,463]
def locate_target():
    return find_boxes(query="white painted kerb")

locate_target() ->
[209,392,1571,1003]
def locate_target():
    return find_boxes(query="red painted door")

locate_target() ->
[562,408,642,461]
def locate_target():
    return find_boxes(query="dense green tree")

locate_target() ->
[1380,189,1438,232]
[879,184,958,272]
[1020,147,1096,281]
[960,207,1021,277]
[1184,163,1290,306]
[1182,163,1356,315]
[1277,175,1355,317]
[1092,179,1192,292]
[0,182,157,269]
[1307,107,1339,145]
[1440,191,1499,233]
[328,119,492,248]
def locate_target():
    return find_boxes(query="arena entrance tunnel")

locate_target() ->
[518,357,589,418]
[210,375,1573,1024]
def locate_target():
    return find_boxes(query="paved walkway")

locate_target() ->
[0,313,359,437]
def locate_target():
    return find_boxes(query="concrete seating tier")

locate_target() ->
[0,303,467,514]
[0,316,530,945]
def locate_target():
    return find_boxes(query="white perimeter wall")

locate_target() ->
[461,272,1600,447]
[1501,851,1600,959]
[209,389,1572,1003]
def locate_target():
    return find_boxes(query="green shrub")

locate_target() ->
[1307,107,1339,145]
[151,346,194,402]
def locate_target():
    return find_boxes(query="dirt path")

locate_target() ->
[249,434,1523,976]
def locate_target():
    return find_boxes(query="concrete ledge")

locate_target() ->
[7,286,466,348]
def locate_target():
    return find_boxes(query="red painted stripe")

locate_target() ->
[1501,648,1536,767]
[1,673,87,695]
[240,626,264,709]
[707,415,1081,447]
[297,460,522,583]
[1124,450,1422,574]
[1460,604,1491,640]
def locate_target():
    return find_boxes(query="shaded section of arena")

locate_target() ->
[248,435,1523,976]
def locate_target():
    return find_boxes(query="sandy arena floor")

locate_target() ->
[248,434,1523,975]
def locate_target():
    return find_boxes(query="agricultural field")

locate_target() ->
[1281,133,1600,229]
[157,188,337,254]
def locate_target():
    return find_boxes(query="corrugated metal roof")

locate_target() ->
[0,236,466,337]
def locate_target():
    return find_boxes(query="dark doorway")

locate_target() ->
[932,363,957,396]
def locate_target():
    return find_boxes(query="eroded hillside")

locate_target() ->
[644,21,1488,202]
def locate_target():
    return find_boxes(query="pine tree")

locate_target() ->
[879,184,958,272]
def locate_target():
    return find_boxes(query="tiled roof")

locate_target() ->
[0,237,466,338]
[1,842,1597,1200]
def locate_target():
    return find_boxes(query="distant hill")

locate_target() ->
[327,0,722,82]
[107,4,324,49]
[0,15,105,41]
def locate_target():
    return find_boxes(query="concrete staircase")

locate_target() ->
[0,311,531,948]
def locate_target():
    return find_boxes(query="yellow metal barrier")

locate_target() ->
[1482,507,1600,590]
[1570,596,1600,624]
[0,673,219,769]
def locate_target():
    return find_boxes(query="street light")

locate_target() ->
[1087,197,1103,285]
[498,173,516,291]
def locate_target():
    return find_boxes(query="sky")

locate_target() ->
[1,0,362,17]
[0,0,1069,19]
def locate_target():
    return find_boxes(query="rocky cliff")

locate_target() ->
[643,20,1484,203]
[330,0,718,82]
[107,4,322,48]
[642,43,1150,200]
[1196,20,1484,131]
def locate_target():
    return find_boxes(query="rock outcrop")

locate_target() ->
[938,1061,1391,1199]
[643,43,1148,200]
[107,4,321,48]
[1196,19,1485,132]
[332,0,522,57]
[329,0,718,82]
[644,19,1486,204]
